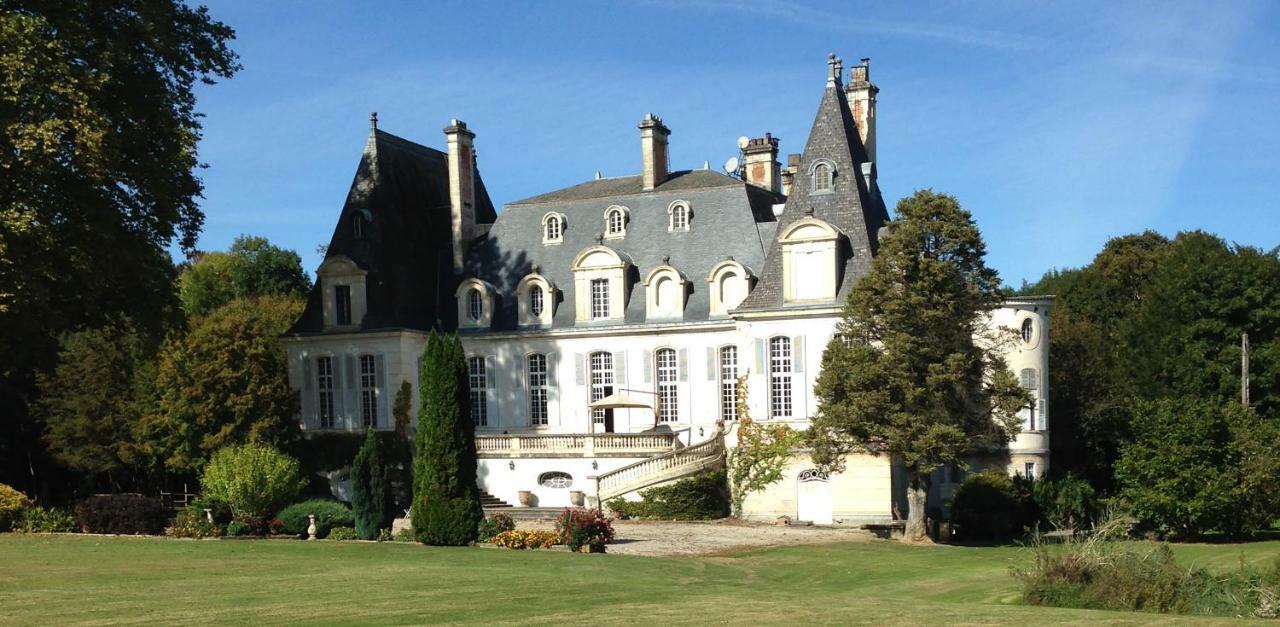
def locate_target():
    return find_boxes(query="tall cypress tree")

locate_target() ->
[412,331,483,545]
[351,427,390,540]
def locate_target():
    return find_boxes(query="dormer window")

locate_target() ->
[604,205,628,239]
[707,259,752,316]
[352,214,364,238]
[668,201,690,232]
[541,212,565,245]
[317,255,367,330]
[779,217,840,303]
[810,160,835,193]
[455,278,496,329]
[335,285,352,325]
[644,264,687,320]
[571,246,629,323]
[517,271,556,326]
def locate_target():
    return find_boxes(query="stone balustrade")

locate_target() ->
[474,432,678,458]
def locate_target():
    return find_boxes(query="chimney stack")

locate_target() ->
[742,133,780,193]
[444,119,476,271]
[639,113,670,191]
[845,58,878,162]
[781,153,801,196]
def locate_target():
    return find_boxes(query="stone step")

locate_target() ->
[478,490,514,509]
[485,506,581,521]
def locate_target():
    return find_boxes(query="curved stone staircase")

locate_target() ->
[592,430,726,503]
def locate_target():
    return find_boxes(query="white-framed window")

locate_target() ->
[530,286,544,317]
[517,272,555,326]
[811,160,834,192]
[539,472,572,489]
[316,356,335,429]
[604,206,628,238]
[545,215,562,241]
[335,285,352,326]
[359,354,378,428]
[527,353,548,426]
[1021,318,1035,344]
[668,200,690,231]
[467,288,483,322]
[779,218,839,303]
[590,278,610,320]
[769,336,793,419]
[719,345,738,421]
[655,348,679,423]
[589,351,614,426]
[1024,462,1036,480]
[468,357,488,427]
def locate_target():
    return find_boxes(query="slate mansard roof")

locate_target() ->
[287,129,497,335]
[463,169,783,330]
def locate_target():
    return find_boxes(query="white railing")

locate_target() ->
[474,432,677,457]
[595,432,724,498]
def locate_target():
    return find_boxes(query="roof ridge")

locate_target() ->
[373,129,446,158]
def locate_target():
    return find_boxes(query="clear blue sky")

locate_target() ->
[191,0,1279,287]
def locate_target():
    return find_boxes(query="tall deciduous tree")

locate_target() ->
[811,190,1027,541]
[351,428,391,540]
[412,331,483,545]
[141,296,303,473]
[179,235,312,318]
[0,2,238,494]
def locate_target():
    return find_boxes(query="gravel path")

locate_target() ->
[522,519,876,556]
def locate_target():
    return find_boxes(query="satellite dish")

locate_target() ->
[723,157,740,174]
[736,136,750,150]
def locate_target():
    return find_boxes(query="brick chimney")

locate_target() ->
[742,133,780,193]
[444,119,476,271]
[845,58,878,162]
[639,113,670,190]
[781,153,801,196]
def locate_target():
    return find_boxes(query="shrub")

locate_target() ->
[1032,474,1098,531]
[351,428,393,540]
[477,512,516,542]
[0,483,36,532]
[392,527,415,542]
[166,506,224,539]
[19,507,77,533]
[75,494,166,535]
[949,471,1037,541]
[226,520,252,536]
[607,470,729,520]
[201,444,306,523]
[326,526,359,541]
[277,499,354,539]
[187,495,233,525]
[491,529,561,549]
[555,508,615,551]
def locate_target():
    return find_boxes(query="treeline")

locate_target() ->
[1021,230,1280,537]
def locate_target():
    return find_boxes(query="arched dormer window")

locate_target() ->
[779,217,840,303]
[809,159,836,193]
[570,245,630,323]
[603,205,628,239]
[644,264,687,320]
[317,255,368,330]
[668,200,690,232]
[455,278,496,329]
[541,212,566,245]
[706,259,753,316]
[517,271,556,327]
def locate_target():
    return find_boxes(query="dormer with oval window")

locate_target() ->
[644,262,687,321]
[603,205,629,240]
[707,259,752,316]
[455,278,497,329]
[517,271,556,327]
[570,246,630,323]
[780,217,840,303]
[317,255,368,331]
[541,211,566,245]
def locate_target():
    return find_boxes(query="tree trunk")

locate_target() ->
[904,472,931,542]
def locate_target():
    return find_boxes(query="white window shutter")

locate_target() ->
[678,348,688,382]
[705,346,716,381]
[793,336,806,373]
[643,350,653,383]
[302,356,314,392]
[574,353,585,386]
[332,356,347,426]
[755,338,766,374]
[301,356,315,427]
[613,351,627,386]
[486,355,497,426]
[345,354,358,427]
[375,354,388,429]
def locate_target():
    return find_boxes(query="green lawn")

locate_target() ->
[1,535,1278,625]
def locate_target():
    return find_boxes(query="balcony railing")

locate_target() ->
[475,432,678,458]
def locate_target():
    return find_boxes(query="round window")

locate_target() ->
[1020,318,1035,344]
[797,469,829,482]
[538,472,572,489]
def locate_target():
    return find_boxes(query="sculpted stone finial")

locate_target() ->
[370,112,378,131]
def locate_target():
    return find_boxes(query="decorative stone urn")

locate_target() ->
[307,514,318,541]
[569,491,586,507]
[517,490,534,507]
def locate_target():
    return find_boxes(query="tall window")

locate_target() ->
[606,209,624,236]
[545,215,562,242]
[719,346,738,421]
[359,355,377,428]
[812,162,833,192]
[1024,462,1036,480]
[1021,367,1039,431]
[527,353,548,426]
[335,285,352,325]
[352,213,365,238]
[669,203,689,231]
[769,337,793,419]
[468,357,488,427]
[468,289,483,322]
[1021,318,1035,344]
[316,356,335,429]
[590,278,610,319]
[530,285,544,317]
[589,351,613,426]
[655,348,679,423]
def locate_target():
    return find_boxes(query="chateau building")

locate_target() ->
[282,55,1051,525]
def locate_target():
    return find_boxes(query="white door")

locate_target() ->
[797,469,832,525]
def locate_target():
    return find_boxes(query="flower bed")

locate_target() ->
[490,529,562,549]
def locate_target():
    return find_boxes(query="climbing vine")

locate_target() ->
[726,374,804,518]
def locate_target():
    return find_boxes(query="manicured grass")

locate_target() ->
[1,535,1278,625]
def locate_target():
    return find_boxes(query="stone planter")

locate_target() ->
[569,490,585,507]
[517,490,534,507]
